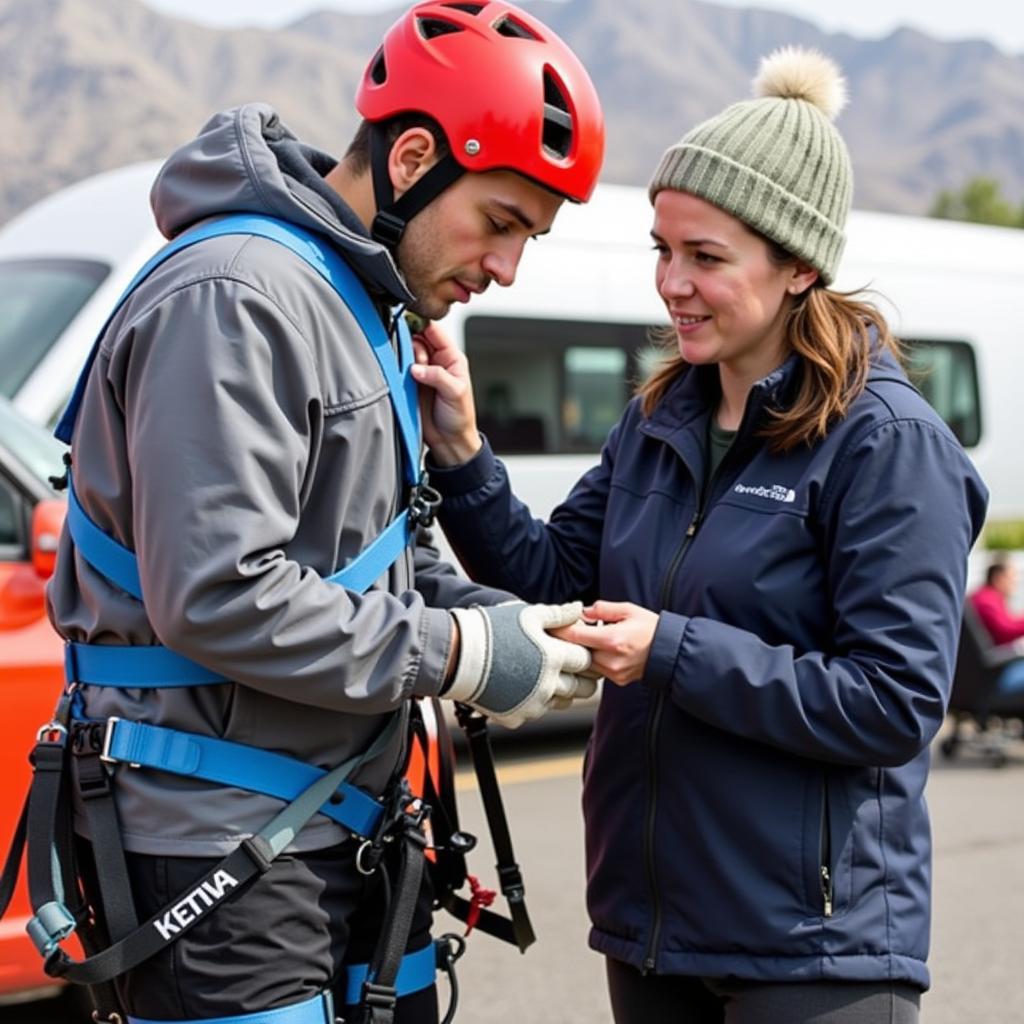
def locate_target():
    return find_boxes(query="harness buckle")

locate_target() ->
[496,862,525,902]
[408,478,442,529]
[90,1012,125,1024]
[98,717,140,768]
[361,981,398,1011]
[100,716,121,765]
[35,721,68,745]
[355,838,381,877]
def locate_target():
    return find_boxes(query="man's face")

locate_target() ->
[995,564,1019,598]
[396,169,564,320]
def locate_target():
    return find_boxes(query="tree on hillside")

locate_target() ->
[929,177,1024,228]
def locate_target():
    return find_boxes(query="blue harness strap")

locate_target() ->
[66,478,144,600]
[66,642,228,688]
[56,213,422,600]
[56,214,421,485]
[343,942,439,1006]
[101,719,384,838]
[54,215,432,833]
[126,982,335,1024]
[121,943,436,1024]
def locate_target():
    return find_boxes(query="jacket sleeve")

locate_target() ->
[430,422,619,605]
[412,526,518,608]
[646,418,989,767]
[115,278,452,711]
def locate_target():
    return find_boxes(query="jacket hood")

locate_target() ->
[150,103,412,302]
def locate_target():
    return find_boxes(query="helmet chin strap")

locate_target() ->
[369,124,466,249]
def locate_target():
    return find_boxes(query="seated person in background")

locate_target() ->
[969,557,1024,696]
[970,558,1024,647]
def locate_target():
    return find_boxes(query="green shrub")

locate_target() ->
[984,520,1024,550]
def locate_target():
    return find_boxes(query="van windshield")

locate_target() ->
[0,397,66,491]
[0,258,109,398]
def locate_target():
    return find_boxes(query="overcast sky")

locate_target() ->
[142,0,1024,54]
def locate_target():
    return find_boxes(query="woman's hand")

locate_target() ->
[551,600,660,686]
[409,322,483,466]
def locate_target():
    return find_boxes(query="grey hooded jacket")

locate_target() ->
[47,104,511,856]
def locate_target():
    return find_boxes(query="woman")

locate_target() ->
[412,48,988,1023]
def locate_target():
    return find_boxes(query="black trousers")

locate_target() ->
[78,837,438,1022]
[606,956,921,1024]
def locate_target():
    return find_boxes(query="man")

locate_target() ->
[43,3,605,1022]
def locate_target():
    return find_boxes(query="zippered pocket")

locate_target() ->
[819,772,834,918]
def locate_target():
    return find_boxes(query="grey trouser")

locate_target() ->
[606,956,921,1024]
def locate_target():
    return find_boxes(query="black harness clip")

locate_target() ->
[408,478,442,529]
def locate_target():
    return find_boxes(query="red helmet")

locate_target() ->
[356,0,605,203]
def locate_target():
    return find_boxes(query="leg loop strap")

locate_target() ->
[126,989,334,1024]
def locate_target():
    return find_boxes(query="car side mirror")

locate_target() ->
[31,499,66,580]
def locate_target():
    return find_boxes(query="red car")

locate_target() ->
[0,396,68,1001]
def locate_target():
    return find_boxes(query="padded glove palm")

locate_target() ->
[446,601,594,728]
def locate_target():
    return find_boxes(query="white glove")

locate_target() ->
[548,672,601,712]
[445,601,592,728]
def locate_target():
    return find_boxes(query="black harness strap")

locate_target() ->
[10,714,402,988]
[353,814,429,1024]
[72,723,139,943]
[451,705,536,952]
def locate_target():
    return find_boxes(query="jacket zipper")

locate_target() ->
[641,499,703,973]
[640,407,755,971]
[820,772,834,917]
[640,392,771,968]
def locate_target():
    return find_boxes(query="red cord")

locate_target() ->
[464,874,497,936]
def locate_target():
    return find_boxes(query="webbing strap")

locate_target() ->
[102,719,384,838]
[60,214,426,683]
[327,509,412,594]
[453,706,535,952]
[37,716,400,986]
[66,479,143,600]
[127,990,335,1024]
[67,643,228,688]
[343,942,437,1006]
[56,214,421,481]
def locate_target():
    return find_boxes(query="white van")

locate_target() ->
[2,168,1021,534]
[0,161,164,426]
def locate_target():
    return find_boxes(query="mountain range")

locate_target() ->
[1,0,1022,225]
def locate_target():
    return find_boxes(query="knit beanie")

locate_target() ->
[648,48,852,285]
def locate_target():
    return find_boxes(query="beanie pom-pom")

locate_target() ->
[753,47,848,120]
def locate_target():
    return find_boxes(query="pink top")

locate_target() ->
[970,584,1024,646]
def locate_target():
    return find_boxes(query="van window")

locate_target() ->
[904,339,981,448]
[0,258,109,398]
[465,316,657,454]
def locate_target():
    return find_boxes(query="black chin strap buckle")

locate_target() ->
[371,210,406,249]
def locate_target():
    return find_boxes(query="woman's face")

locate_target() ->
[652,190,817,380]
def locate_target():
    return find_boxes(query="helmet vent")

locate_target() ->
[493,14,539,40]
[542,70,573,158]
[369,48,387,84]
[417,16,464,39]
[441,2,485,12]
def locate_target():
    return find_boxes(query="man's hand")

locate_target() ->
[445,601,594,728]
[553,601,660,686]
[410,323,482,466]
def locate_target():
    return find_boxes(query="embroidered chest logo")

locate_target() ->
[733,483,796,503]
